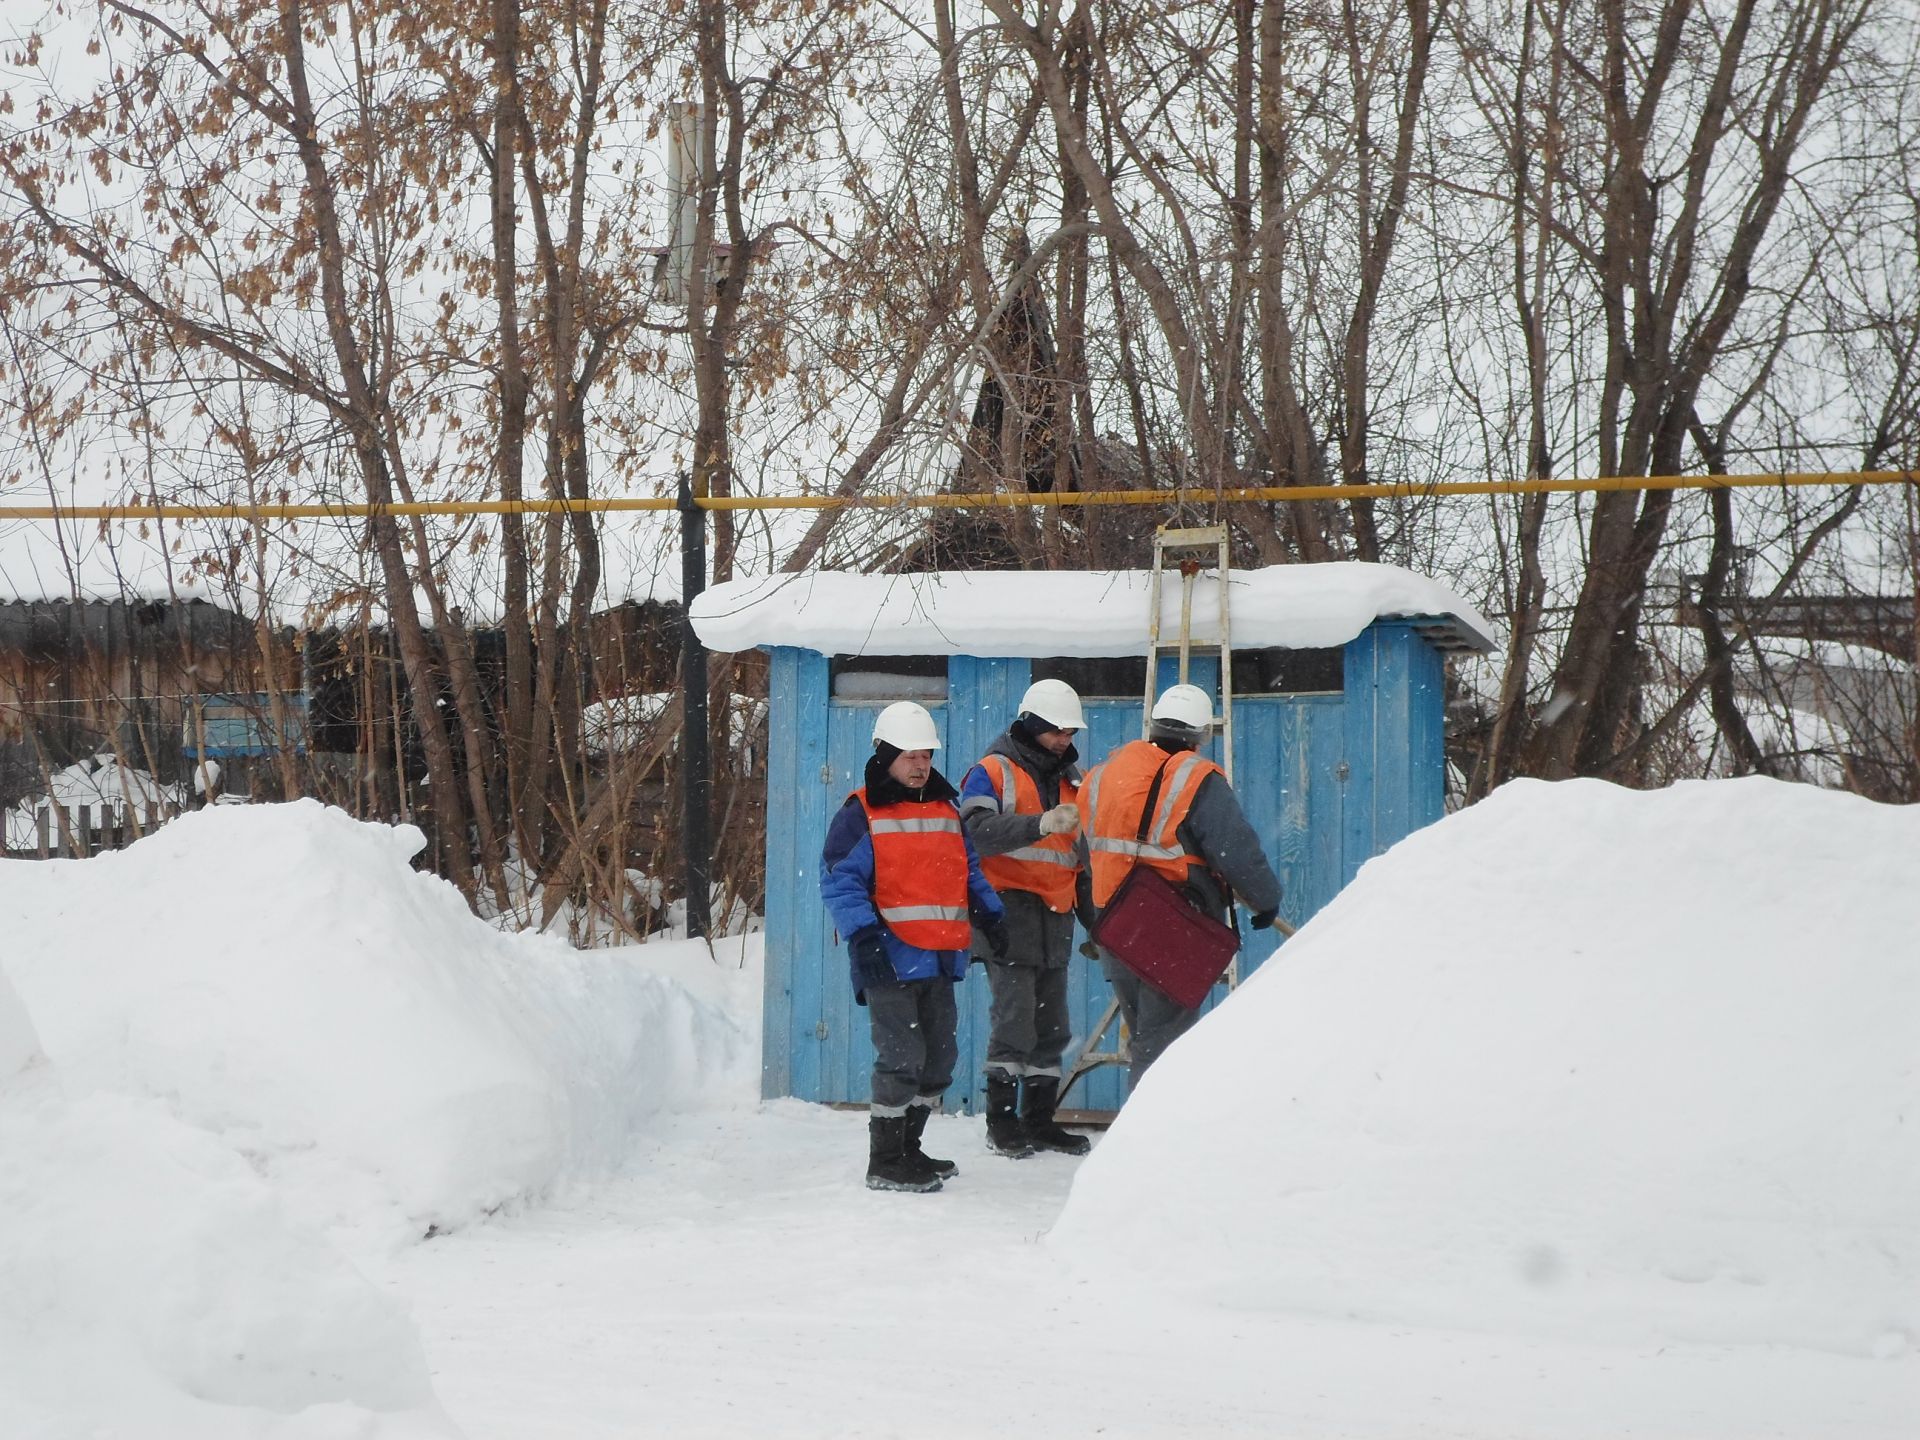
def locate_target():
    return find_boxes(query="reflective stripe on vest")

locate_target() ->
[868,816,962,835]
[1080,739,1222,907]
[976,753,1082,913]
[878,903,969,923]
[856,788,973,950]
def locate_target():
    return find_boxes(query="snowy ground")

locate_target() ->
[380,1106,1914,1440]
[4,784,1916,1437]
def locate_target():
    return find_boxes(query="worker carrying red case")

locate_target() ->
[1090,862,1239,1010]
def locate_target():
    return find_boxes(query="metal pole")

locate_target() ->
[679,476,713,940]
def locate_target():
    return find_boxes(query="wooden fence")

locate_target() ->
[4,801,188,860]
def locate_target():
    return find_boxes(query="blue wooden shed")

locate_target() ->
[692,564,1494,1116]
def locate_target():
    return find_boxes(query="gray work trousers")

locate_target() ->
[1100,952,1202,1093]
[983,960,1072,1080]
[865,977,959,1116]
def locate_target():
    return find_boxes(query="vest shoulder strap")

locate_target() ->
[1134,751,1177,844]
[984,753,1019,811]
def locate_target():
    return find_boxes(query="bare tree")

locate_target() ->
[1512,0,1876,778]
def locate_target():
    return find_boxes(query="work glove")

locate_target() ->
[850,928,895,993]
[1037,803,1081,837]
[1249,907,1280,931]
[980,913,1011,959]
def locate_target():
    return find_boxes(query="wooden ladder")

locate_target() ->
[1143,524,1234,782]
[1061,525,1237,1104]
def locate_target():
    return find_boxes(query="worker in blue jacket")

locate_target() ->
[822,701,1009,1192]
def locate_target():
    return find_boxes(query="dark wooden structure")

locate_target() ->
[0,598,290,808]
[1713,593,1915,660]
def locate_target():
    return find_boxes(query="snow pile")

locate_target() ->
[691,563,1496,656]
[0,966,454,1439]
[0,960,39,1079]
[0,801,761,1435]
[1,800,759,1249]
[1051,777,1920,1358]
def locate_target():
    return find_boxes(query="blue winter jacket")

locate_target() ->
[820,788,1004,989]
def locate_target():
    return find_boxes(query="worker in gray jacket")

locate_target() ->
[1081,683,1283,1092]
[957,678,1097,1157]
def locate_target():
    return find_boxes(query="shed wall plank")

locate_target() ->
[760,649,795,1099]
[822,701,871,1100]
[1370,625,1415,856]
[1409,633,1447,829]
[1340,628,1380,882]
[798,650,835,1102]
[1307,700,1350,925]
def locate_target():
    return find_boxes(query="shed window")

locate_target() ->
[1031,657,1146,699]
[1232,646,1343,695]
[830,654,948,702]
[1032,647,1343,699]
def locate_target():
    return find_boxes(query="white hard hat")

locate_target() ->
[1150,683,1214,732]
[872,700,941,752]
[1017,677,1086,731]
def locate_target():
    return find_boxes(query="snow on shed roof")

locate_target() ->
[690,563,1496,658]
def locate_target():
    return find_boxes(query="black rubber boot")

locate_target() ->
[1020,1075,1091,1155]
[984,1073,1035,1158]
[904,1105,958,1178]
[867,1114,943,1192]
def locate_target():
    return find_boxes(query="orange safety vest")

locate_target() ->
[974,754,1083,914]
[856,789,973,950]
[1079,739,1222,908]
